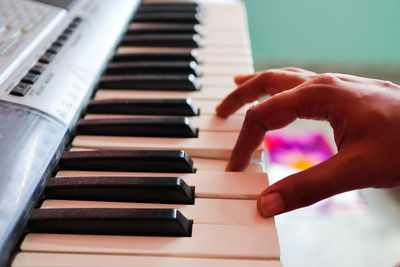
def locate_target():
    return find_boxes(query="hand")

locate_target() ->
[216,67,400,217]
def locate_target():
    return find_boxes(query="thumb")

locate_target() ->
[258,146,373,216]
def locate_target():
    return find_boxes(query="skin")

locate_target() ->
[216,67,400,217]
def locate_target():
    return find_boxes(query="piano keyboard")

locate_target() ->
[71,1,263,160]
[5,1,281,266]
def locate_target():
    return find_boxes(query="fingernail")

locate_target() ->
[215,104,224,116]
[225,162,232,172]
[259,192,285,217]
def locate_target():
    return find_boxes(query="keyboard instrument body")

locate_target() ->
[0,0,140,265]
[0,0,281,266]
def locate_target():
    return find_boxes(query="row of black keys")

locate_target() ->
[29,208,192,237]
[31,149,196,237]
[124,3,204,48]
[64,2,204,223]
[86,3,208,136]
[28,2,207,239]
[134,2,204,24]
[53,149,194,203]
[99,2,206,90]
[80,98,201,138]
[77,117,199,138]
[10,17,82,96]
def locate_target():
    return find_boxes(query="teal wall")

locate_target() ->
[243,0,400,68]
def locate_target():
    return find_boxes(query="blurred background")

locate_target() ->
[243,0,400,83]
[239,1,400,266]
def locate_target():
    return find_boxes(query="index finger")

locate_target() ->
[216,70,312,118]
[234,68,315,86]
[226,84,338,171]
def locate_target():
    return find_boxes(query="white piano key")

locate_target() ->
[83,114,244,132]
[203,14,248,25]
[40,198,269,226]
[205,6,245,16]
[63,147,265,172]
[55,171,269,199]
[198,64,253,76]
[114,48,254,75]
[196,48,251,61]
[127,23,250,41]
[191,157,264,172]
[117,45,251,55]
[202,21,248,31]
[203,17,248,29]
[204,13,248,23]
[197,75,236,88]
[12,252,282,267]
[202,39,248,50]
[95,88,232,101]
[201,30,249,40]
[116,47,252,64]
[90,97,252,116]
[115,47,253,65]
[90,98,252,116]
[72,131,263,160]
[201,55,253,65]
[202,39,249,50]
[194,99,251,115]
[101,71,237,89]
[100,75,236,89]
[201,23,247,32]
[21,224,280,260]
[203,2,245,11]
[203,31,250,40]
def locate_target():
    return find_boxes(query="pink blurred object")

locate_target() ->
[264,131,334,170]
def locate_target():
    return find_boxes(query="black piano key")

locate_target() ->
[105,61,201,76]
[138,3,199,8]
[29,64,46,75]
[112,50,200,63]
[10,82,32,96]
[54,37,67,46]
[87,98,199,116]
[132,12,203,24]
[59,150,194,173]
[72,16,83,24]
[137,7,200,14]
[121,34,201,48]
[28,208,192,236]
[21,73,40,84]
[68,21,80,29]
[99,74,200,91]
[58,32,71,41]
[76,117,198,138]
[45,176,195,204]
[137,4,202,13]
[38,52,56,64]
[127,23,201,35]
[47,44,62,54]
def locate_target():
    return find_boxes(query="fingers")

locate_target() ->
[257,145,372,216]
[216,70,313,118]
[226,83,339,171]
[234,74,255,85]
[217,73,271,118]
[225,105,268,171]
[233,68,316,86]
[225,91,297,171]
